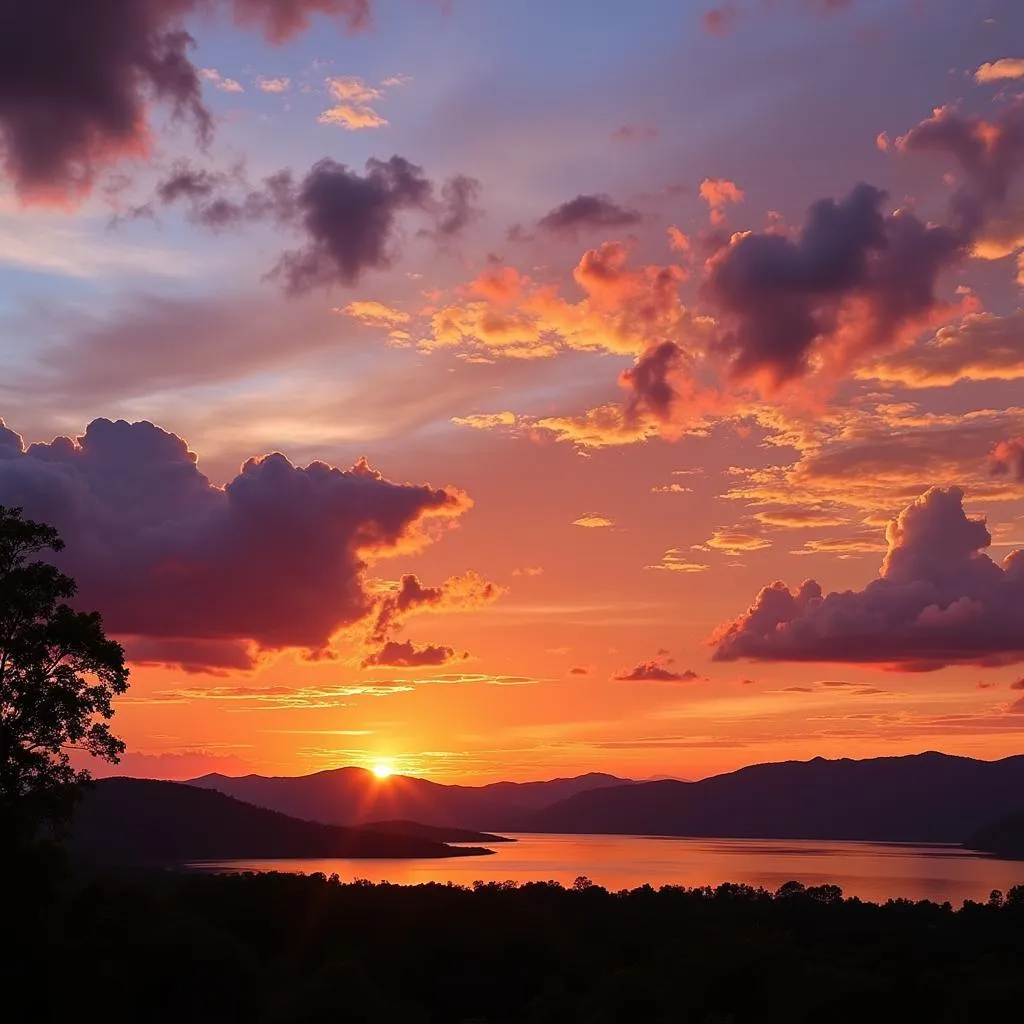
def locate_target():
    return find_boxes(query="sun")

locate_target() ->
[371,760,394,780]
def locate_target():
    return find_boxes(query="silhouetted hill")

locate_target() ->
[522,752,1024,844]
[359,820,514,843]
[69,778,493,865]
[967,812,1024,859]
[186,768,630,829]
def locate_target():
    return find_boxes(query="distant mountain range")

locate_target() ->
[188,752,1024,846]
[187,768,630,831]
[967,812,1024,860]
[70,778,495,865]
[522,752,1024,844]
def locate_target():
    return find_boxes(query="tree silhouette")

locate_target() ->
[0,506,129,842]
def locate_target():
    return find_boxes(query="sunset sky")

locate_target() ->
[3,0,1024,782]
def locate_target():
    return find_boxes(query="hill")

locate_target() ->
[359,820,514,843]
[69,778,493,865]
[186,768,630,829]
[966,811,1024,859]
[522,752,1024,844]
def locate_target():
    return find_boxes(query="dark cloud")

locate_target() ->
[1011,678,1024,690]
[433,174,483,238]
[620,341,692,426]
[569,666,590,675]
[896,99,1024,242]
[703,183,964,387]
[713,486,1024,670]
[368,571,498,643]
[990,438,1024,481]
[0,0,371,201]
[537,194,642,234]
[142,154,442,288]
[0,417,469,669]
[614,659,701,682]
[361,639,466,668]
[272,156,434,292]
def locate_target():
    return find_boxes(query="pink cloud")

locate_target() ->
[714,486,1024,670]
[0,417,470,669]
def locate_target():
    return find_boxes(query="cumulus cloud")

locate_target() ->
[319,75,387,129]
[537,194,642,234]
[0,417,469,670]
[145,154,437,290]
[200,67,244,93]
[713,485,1024,670]
[860,311,1024,387]
[0,0,371,202]
[699,178,744,224]
[975,58,1024,83]
[361,639,465,668]
[614,658,701,682]
[704,183,964,388]
[256,75,291,92]
[420,242,692,360]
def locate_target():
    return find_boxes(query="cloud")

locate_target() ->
[272,156,433,292]
[1011,678,1024,690]
[367,571,499,643]
[361,639,466,668]
[200,68,244,93]
[0,417,469,669]
[990,437,1024,481]
[896,99,1024,245]
[420,242,692,360]
[339,300,412,328]
[703,183,964,388]
[646,548,710,573]
[537,194,642,234]
[573,513,615,528]
[512,566,544,577]
[614,659,701,682]
[425,173,483,240]
[142,155,443,289]
[975,58,1024,83]
[256,75,291,92]
[319,75,387,129]
[860,311,1024,387]
[699,178,744,224]
[696,527,771,555]
[569,666,589,675]
[713,485,1024,670]
[0,0,371,202]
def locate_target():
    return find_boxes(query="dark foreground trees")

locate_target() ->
[8,872,1024,1023]
[0,506,128,844]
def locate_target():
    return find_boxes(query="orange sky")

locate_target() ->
[3,0,1024,782]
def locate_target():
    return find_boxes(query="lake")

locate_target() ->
[192,833,1024,905]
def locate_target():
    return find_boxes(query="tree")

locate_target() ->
[0,506,129,840]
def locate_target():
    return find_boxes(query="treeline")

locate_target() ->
[9,868,1024,1022]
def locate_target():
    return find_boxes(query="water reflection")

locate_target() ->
[192,833,1024,906]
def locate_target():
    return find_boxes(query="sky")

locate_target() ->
[3,0,1024,783]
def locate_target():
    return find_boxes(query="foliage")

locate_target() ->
[7,871,1024,1022]
[0,506,128,840]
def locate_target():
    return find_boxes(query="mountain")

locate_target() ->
[359,821,514,843]
[521,752,1024,844]
[69,778,493,865]
[186,768,630,830]
[966,812,1024,859]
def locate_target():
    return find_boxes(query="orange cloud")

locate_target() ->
[699,177,745,224]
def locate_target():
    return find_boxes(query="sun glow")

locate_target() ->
[372,760,394,780]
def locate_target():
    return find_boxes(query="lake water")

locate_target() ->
[192,833,1024,905]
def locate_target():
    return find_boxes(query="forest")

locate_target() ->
[9,863,1024,1023]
